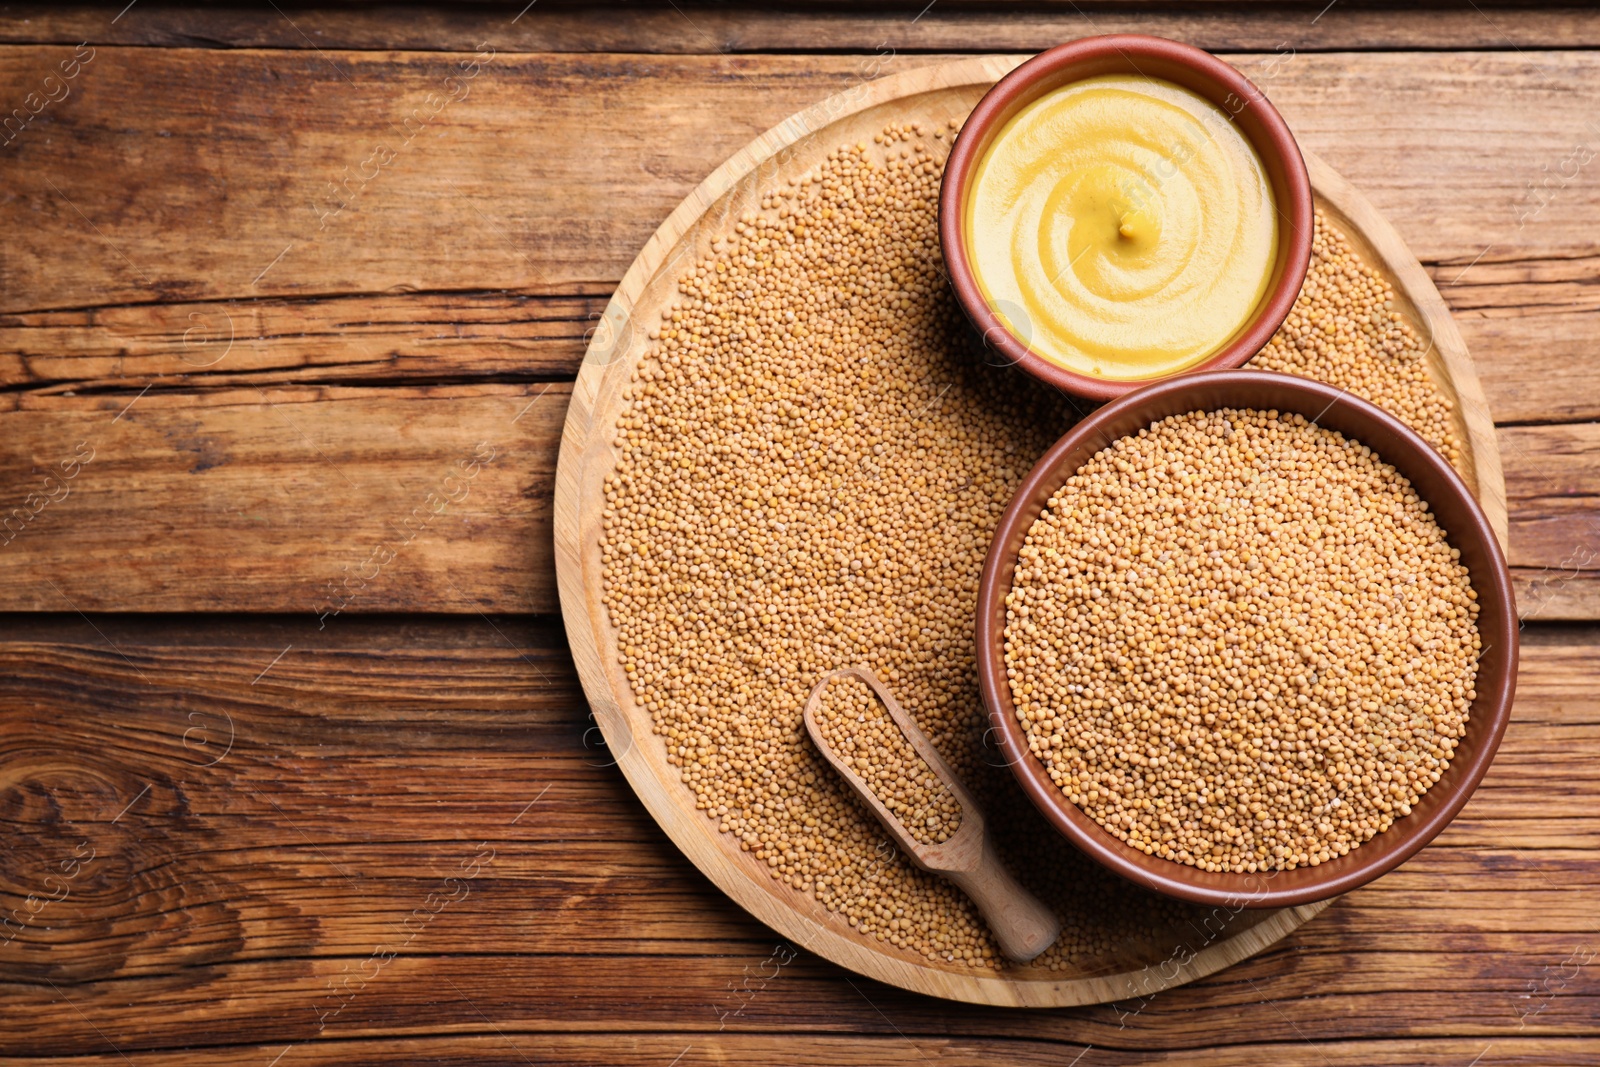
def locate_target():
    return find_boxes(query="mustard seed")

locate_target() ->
[1257,210,1465,471]
[1003,409,1481,873]
[599,122,1192,971]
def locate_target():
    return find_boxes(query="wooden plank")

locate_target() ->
[0,384,563,613]
[1503,424,1600,621]
[0,48,887,314]
[1434,253,1600,425]
[0,268,1593,432]
[0,292,607,390]
[7,2,1600,54]
[0,618,1595,1058]
[0,384,1594,615]
[2,1035,1597,1067]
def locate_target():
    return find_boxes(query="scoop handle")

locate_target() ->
[943,838,1061,964]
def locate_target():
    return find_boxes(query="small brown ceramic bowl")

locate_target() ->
[976,371,1517,908]
[939,35,1314,402]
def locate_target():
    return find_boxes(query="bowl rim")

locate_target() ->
[975,370,1518,908]
[938,34,1315,402]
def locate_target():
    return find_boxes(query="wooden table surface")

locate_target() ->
[2,3,1597,1063]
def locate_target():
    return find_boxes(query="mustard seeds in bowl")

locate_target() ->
[1002,408,1482,874]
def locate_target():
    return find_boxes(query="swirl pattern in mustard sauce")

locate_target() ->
[965,75,1277,380]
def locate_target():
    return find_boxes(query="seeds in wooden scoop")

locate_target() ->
[813,674,963,845]
[1003,409,1481,873]
[1257,210,1466,471]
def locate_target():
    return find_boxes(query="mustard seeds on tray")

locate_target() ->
[600,121,1198,971]
[1257,210,1466,471]
[1003,409,1481,873]
[598,115,1478,970]
[813,674,963,846]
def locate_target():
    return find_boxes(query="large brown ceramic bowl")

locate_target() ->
[976,371,1517,908]
[940,36,1314,401]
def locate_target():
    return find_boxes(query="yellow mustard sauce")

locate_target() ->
[965,74,1278,380]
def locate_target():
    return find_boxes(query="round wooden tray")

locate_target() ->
[554,56,1508,1007]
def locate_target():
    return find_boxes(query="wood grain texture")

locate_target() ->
[8,2,1600,53]
[0,291,608,389]
[3,48,1599,309]
[1,1036,1598,1067]
[0,383,564,613]
[1,8,1598,1059]
[1439,253,1600,424]
[0,617,1594,1062]
[1504,423,1600,621]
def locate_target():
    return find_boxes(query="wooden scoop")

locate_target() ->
[802,666,1061,964]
